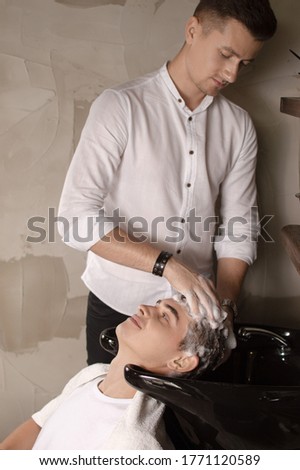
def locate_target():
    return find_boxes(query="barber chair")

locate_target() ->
[100,324,300,450]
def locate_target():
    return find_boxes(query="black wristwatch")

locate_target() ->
[221,298,238,318]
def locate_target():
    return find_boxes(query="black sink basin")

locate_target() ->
[201,324,300,387]
[123,323,300,449]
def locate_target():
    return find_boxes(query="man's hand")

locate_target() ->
[163,256,222,324]
[217,305,237,366]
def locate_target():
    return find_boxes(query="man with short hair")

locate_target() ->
[57,0,277,365]
[0,295,228,450]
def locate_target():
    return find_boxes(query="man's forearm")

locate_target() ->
[90,227,221,315]
[90,227,161,273]
[215,258,248,358]
[216,258,249,303]
[0,418,41,450]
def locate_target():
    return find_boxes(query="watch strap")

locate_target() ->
[221,298,238,318]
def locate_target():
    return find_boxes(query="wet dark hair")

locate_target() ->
[193,0,277,41]
[178,317,227,379]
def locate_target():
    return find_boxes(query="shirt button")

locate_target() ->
[187,183,192,188]
[177,249,182,255]
[189,150,194,155]
[181,218,185,224]
[178,98,182,103]
[188,116,193,121]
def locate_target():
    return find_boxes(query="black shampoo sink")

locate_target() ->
[124,323,300,449]
[203,325,300,387]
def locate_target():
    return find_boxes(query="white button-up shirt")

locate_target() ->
[58,63,259,315]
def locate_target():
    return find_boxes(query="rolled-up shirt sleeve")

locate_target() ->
[57,89,128,251]
[214,114,260,266]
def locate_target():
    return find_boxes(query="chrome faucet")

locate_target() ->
[238,327,290,355]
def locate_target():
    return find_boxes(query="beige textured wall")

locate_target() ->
[0,0,299,440]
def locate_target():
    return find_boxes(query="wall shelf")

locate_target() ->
[280,97,300,118]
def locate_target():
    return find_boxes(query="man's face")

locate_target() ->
[184,17,264,97]
[116,297,193,374]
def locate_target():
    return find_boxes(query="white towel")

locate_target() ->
[103,391,174,450]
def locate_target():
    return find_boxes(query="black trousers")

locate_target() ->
[86,291,129,365]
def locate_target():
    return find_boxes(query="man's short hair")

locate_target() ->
[178,316,227,379]
[193,0,277,41]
